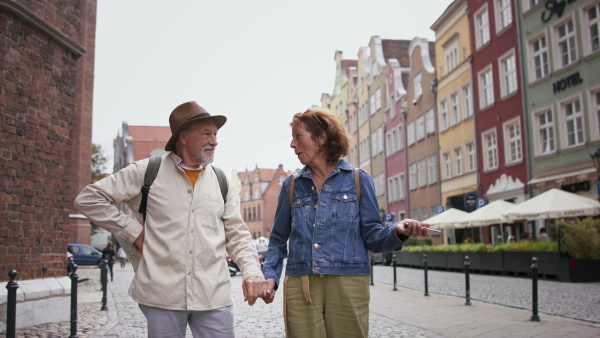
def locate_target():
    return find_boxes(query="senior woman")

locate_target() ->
[262,107,430,337]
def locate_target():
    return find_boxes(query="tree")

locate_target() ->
[92,143,109,182]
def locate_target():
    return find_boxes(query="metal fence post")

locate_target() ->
[392,252,397,291]
[100,259,109,311]
[5,270,18,338]
[530,257,541,322]
[69,264,79,338]
[464,256,471,305]
[423,253,429,296]
[370,255,375,286]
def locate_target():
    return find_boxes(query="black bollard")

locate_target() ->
[392,252,397,291]
[6,270,18,338]
[464,256,471,305]
[100,259,109,311]
[530,257,540,322]
[423,253,429,296]
[69,264,79,338]
[370,255,375,286]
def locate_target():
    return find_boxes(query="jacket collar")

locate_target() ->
[296,159,353,179]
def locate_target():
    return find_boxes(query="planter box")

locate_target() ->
[567,259,600,282]
[425,252,448,270]
[503,252,532,277]
[396,252,421,267]
[465,253,482,271]
[533,252,562,279]
[480,252,504,274]
[447,252,466,271]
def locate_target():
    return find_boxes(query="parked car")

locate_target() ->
[66,251,75,274]
[68,243,103,267]
[225,253,239,276]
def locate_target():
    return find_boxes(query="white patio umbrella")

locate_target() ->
[456,200,516,228]
[421,208,470,230]
[502,188,600,221]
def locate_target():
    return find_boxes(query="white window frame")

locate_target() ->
[475,4,491,49]
[454,146,463,176]
[462,83,473,118]
[581,2,600,56]
[499,49,518,98]
[528,32,550,82]
[414,72,423,99]
[398,173,406,200]
[407,121,416,146]
[409,163,417,190]
[588,85,600,142]
[375,88,382,111]
[482,128,499,171]
[416,115,425,141]
[559,94,585,149]
[369,94,376,116]
[451,92,460,125]
[466,141,477,172]
[553,15,578,70]
[390,93,396,119]
[503,117,523,165]
[428,154,438,184]
[397,124,404,150]
[426,108,435,135]
[444,36,459,74]
[443,151,452,179]
[532,106,557,157]
[440,99,449,131]
[522,0,541,13]
[418,158,427,188]
[478,65,495,109]
[494,0,513,33]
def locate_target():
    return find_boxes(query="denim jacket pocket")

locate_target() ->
[331,193,358,220]
[289,196,312,264]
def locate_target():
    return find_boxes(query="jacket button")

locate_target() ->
[188,271,191,275]
[189,250,193,254]
[314,204,317,209]
[188,189,192,193]
[190,229,194,233]
[311,186,315,190]
[314,243,319,248]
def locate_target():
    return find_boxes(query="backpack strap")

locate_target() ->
[211,165,228,203]
[288,169,361,206]
[139,155,162,225]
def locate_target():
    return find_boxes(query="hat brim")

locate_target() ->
[165,115,227,151]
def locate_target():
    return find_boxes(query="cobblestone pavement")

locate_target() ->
[4,262,600,337]
[371,265,600,324]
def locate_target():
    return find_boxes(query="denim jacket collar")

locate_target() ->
[295,159,353,180]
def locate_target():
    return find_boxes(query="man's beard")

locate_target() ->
[197,146,215,165]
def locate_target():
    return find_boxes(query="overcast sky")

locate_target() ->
[93,0,453,176]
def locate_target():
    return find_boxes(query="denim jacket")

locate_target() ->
[262,159,407,288]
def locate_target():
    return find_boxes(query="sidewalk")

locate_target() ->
[5,263,600,337]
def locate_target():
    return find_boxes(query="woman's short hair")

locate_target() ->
[291,107,349,163]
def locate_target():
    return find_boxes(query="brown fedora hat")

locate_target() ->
[165,101,227,151]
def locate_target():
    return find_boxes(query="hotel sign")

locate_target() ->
[542,0,577,23]
[552,72,583,93]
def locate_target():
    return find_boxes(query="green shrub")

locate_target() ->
[403,237,433,246]
[558,218,600,259]
[400,241,558,253]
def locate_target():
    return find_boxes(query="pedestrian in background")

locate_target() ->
[102,241,116,281]
[261,107,431,337]
[75,101,266,338]
[537,228,549,242]
[117,246,127,268]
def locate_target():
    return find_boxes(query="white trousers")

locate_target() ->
[139,304,235,338]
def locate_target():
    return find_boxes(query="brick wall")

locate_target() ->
[0,0,96,282]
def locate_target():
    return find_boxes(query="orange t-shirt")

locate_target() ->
[181,167,203,189]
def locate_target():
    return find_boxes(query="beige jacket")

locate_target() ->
[74,153,263,311]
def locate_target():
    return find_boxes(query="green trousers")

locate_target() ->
[284,274,370,338]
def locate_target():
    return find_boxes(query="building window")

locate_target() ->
[534,109,556,156]
[495,0,512,32]
[390,93,396,119]
[451,92,460,125]
[428,154,437,184]
[479,66,494,108]
[414,72,423,99]
[426,109,435,135]
[420,206,428,220]
[555,18,578,68]
[398,173,406,200]
[418,158,427,188]
[397,124,404,150]
[375,88,382,111]
[416,115,425,141]
[482,129,499,171]
[409,163,417,190]
[523,0,541,12]
[443,152,452,179]
[454,146,463,176]
[530,34,549,81]
[463,84,473,118]
[258,206,262,220]
[466,141,477,172]
[372,61,379,78]
[593,89,600,141]
[504,119,522,164]
[499,50,517,97]
[386,131,394,156]
[440,100,449,130]
[407,121,415,146]
[475,5,490,49]
[359,137,370,165]
[375,173,385,196]
[370,94,376,116]
[562,98,585,148]
[584,3,600,55]
[388,177,397,203]
[444,37,459,74]
[410,208,419,220]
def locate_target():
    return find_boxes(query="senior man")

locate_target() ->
[75,101,265,338]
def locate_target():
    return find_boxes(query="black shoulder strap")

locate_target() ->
[211,165,228,203]
[138,156,162,225]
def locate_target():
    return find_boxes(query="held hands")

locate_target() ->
[395,219,431,237]
[243,276,275,306]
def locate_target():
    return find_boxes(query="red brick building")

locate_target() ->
[0,0,97,282]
